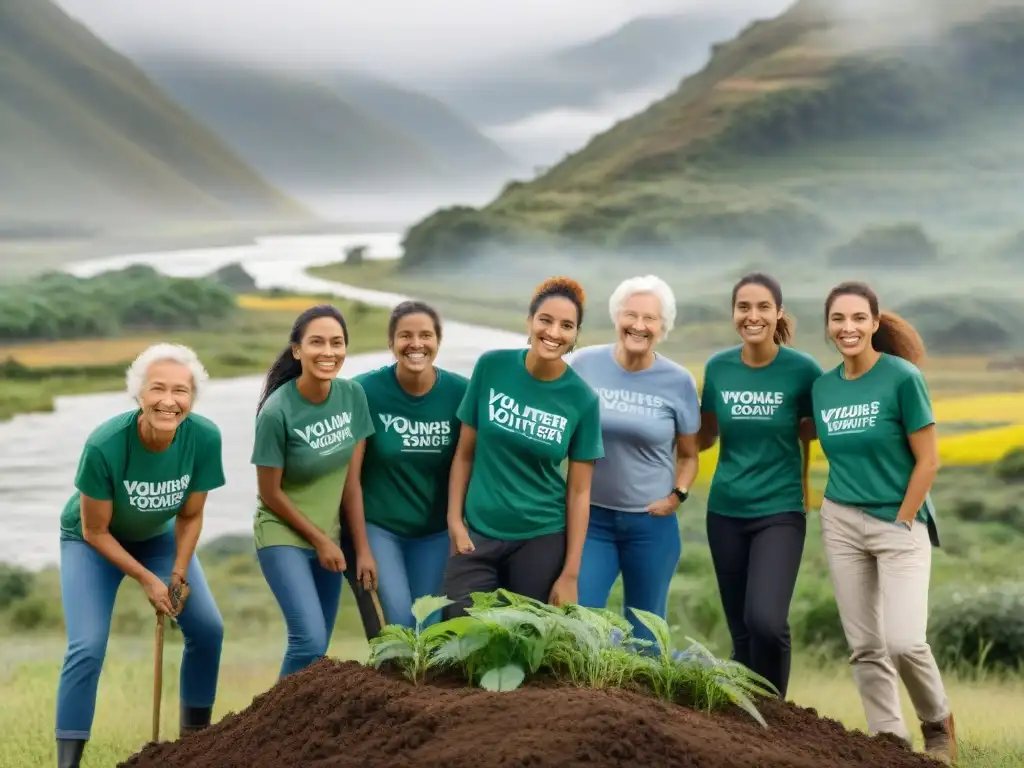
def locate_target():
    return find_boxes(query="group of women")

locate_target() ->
[53,273,957,767]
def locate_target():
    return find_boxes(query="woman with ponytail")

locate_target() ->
[812,281,956,762]
[251,304,376,679]
[696,272,822,699]
[442,277,604,618]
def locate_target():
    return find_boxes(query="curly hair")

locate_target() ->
[732,272,795,345]
[825,281,925,364]
[529,276,586,325]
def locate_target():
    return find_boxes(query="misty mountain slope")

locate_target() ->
[420,11,749,126]
[0,0,305,225]
[326,69,523,181]
[401,0,1024,267]
[134,56,451,196]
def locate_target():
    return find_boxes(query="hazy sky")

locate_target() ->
[56,0,790,80]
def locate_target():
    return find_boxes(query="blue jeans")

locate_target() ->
[578,504,682,653]
[364,523,450,628]
[257,545,343,679]
[56,532,224,740]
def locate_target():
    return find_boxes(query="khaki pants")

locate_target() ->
[819,499,950,740]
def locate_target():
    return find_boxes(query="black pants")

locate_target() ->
[441,529,566,619]
[340,531,385,640]
[706,511,806,699]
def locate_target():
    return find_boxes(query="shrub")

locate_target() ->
[929,583,1024,672]
[995,447,1024,483]
[211,262,257,292]
[0,564,33,609]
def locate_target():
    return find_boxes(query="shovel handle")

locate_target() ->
[369,588,387,630]
[152,612,165,742]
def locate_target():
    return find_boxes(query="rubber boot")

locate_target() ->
[56,739,86,768]
[180,705,213,737]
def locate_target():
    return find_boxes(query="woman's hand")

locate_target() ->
[548,572,578,607]
[356,548,378,590]
[647,494,681,517]
[449,522,475,554]
[314,538,347,573]
[141,572,174,616]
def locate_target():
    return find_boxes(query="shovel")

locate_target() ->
[152,580,190,743]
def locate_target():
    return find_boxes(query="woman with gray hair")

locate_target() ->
[54,343,226,768]
[569,275,700,653]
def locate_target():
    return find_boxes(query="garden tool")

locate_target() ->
[152,579,190,743]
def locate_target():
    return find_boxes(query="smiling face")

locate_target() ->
[528,296,579,361]
[827,293,879,358]
[616,291,662,356]
[733,283,782,346]
[294,315,347,381]
[391,312,438,374]
[138,359,194,435]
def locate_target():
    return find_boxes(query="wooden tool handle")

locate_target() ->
[152,612,165,743]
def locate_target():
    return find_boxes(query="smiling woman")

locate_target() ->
[442,277,605,618]
[55,343,227,768]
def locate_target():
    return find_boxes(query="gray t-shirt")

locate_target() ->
[569,344,700,513]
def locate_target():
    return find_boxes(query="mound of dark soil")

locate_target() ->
[121,659,938,768]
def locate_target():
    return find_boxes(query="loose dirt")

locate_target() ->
[121,658,939,768]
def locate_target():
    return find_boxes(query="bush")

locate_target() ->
[0,266,237,342]
[211,262,257,292]
[0,564,33,609]
[929,583,1024,672]
[995,448,1024,482]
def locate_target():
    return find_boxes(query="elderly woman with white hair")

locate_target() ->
[54,343,226,768]
[569,275,699,653]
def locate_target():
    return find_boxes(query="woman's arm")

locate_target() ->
[696,413,719,452]
[256,466,333,548]
[799,418,817,512]
[172,491,208,581]
[341,440,374,578]
[81,495,173,614]
[447,423,477,549]
[674,433,699,491]
[562,459,595,579]
[896,425,940,527]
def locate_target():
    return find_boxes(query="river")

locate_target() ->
[1,233,522,569]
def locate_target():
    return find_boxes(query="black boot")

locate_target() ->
[56,739,86,768]
[180,705,213,737]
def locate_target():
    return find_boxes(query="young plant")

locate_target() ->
[367,595,454,684]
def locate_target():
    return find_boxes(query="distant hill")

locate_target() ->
[0,0,306,229]
[400,0,1024,268]
[133,54,453,196]
[324,69,524,182]
[417,12,750,126]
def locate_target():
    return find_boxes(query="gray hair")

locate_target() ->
[126,343,209,403]
[608,275,677,340]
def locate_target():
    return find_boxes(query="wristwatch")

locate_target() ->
[671,487,689,503]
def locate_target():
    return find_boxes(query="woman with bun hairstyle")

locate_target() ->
[442,277,604,618]
[697,272,822,699]
[812,281,955,763]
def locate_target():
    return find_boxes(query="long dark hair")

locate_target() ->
[257,304,349,413]
[732,272,793,345]
[824,281,925,364]
[388,300,442,344]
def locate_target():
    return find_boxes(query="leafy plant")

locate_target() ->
[365,589,777,728]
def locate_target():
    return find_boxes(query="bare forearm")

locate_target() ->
[447,455,473,528]
[173,512,203,576]
[562,493,590,578]
[801,440,812,508]
[898,462,939,523]
[83,530,150,582]
[675,455,698,490]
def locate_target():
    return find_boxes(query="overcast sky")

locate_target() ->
[56,0,791,80]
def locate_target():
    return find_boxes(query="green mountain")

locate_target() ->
[325,69,523,181]
[0,0,306,228]
[402,0,1024,268]
[134,55,452,195]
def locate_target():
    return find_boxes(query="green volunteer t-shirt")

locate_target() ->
[812,353,934,524]
[59,410,225,542]
[701,345,823,518]
[251,377,375,549]
[353,364,469,538]
[457,348,604,540]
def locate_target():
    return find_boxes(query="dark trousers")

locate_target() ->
[340,532,386,640]
[706,510,806,699]
[441,529,566,619]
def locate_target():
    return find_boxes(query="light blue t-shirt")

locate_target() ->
[570,344,700,513]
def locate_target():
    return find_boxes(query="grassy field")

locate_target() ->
[0,294,391,422]
[2,633,1022,768]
